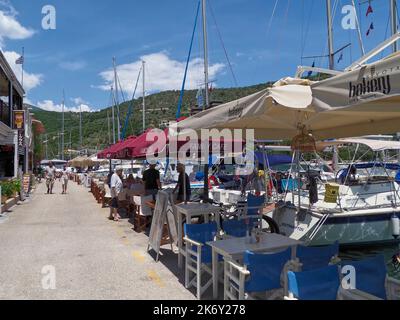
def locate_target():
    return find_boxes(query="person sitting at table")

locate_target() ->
[174,163,191,203]
[142,163,161,200]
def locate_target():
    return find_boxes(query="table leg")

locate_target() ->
[212,248,218,299]
[178,212,183,268]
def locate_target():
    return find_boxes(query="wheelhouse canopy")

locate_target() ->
[316,138,400,152]
[173,55,400,140]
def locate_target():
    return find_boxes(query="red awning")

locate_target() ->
[97,135,137,159]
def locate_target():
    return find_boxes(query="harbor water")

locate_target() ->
[340,243,400,280]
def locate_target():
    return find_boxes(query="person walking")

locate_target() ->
[142,163,161,200]
[61,166,69,194]
[109,166,123,221]
[45,162,56,194]
[174,163,191,203]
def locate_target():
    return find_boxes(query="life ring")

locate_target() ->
[208,175,219,188]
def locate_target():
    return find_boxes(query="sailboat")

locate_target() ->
[268,0,400,246]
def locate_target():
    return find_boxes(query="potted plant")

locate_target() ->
[12,180,21,196]
[1,181,14,203]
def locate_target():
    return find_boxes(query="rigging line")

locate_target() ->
[381,10,391,60]
[122,65,143,139]
[207,0,238,87]
[300,0,315,61]
[266,0,279,41]
[275,0,291,66]
[176,0,200,119]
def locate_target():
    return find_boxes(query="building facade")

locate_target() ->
[0,50,26,179]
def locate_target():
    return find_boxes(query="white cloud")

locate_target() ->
[3,50,43,92]
[97,52,225,97]
[59,61,87,71]
[0,1,34,45]
[71,97,88,105]
[37,100,93,113]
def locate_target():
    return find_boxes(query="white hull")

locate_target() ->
[271,204,400,246]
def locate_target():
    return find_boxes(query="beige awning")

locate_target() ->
[174,55,400,141]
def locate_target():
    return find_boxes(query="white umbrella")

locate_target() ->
[174,54,400,140]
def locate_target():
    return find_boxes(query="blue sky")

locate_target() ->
[0,0,396,112]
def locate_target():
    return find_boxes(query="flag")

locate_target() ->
[337,53,343,64]
[366,23,374,36]
[366,4,373,16]
[15,55,24,65]
[307,61,315,78]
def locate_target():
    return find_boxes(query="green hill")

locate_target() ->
[31,82,271,159]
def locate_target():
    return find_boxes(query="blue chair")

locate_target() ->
[222,219,249,238]
[224,248,291,300]
[246,194,265,229]
[183,222,218,299]
[294,241,340,271]
[286,265,341,300]
[339,255,400,300]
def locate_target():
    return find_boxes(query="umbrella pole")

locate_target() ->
[109,159,112,175]
[203,163,209,202]
[296,151,301,211]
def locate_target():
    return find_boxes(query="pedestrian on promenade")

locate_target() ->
[45,162,56,194]
[109,166,123,221]
[61,166,69,194]
[142,163,161,200]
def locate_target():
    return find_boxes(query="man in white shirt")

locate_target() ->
[109,166,123,221]
[45,162,56,194]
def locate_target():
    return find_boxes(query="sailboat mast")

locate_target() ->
[391,0,398,52]
[142,60,146,132]
[61,90,65,160]
[326,0,334,70]
[79,104,83,149]
[113,57,121,140]
[202,0,210,110]
[107,110,111,145]
[111,86,116,144]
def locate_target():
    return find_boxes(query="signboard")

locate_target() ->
[13,110,25,130]
[324,183,340,203]
[147,191,177,262]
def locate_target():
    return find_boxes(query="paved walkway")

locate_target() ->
[0,180,194,300]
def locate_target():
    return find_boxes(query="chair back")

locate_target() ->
[246,194,265,216]
[243,247,291,292]
[296,241,339,271]
[340,255,387,300]
[184,222,218,264]
[184,222,218,244]
[287,265,340,300]
[222,219,248,238]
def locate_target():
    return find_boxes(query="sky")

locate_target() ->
[0,0,397,112]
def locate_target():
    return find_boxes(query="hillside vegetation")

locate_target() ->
[31,82,271,159]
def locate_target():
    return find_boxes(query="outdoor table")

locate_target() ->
[176,202,221,268]
[207,233,302,299]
